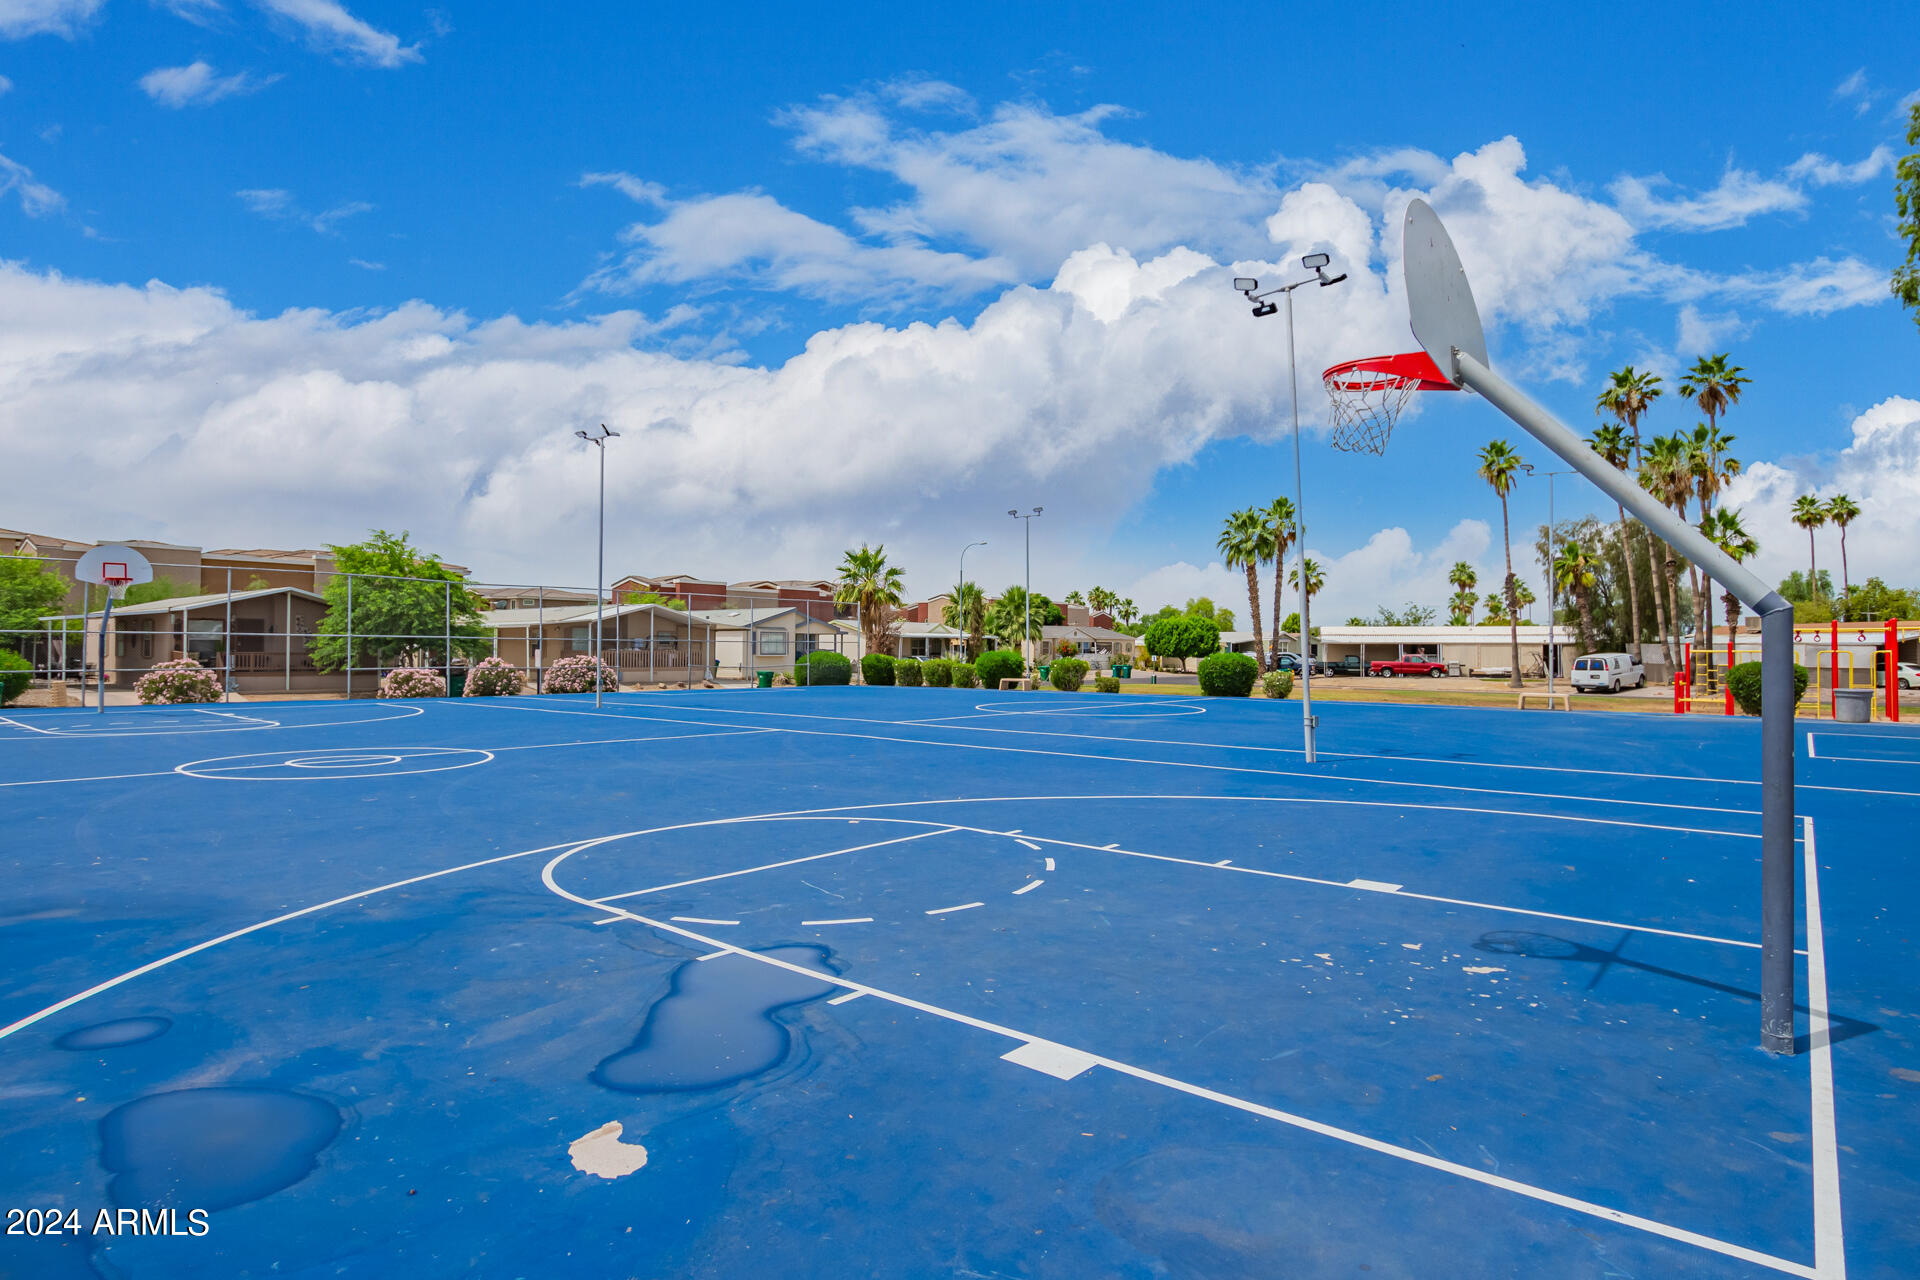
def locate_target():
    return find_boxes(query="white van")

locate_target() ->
[1571,652,1645,692]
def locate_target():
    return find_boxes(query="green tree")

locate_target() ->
[621,590,687,610]
[1513,579,1537,623]
[0,556,72,641]
[309,530,489,673]
[942,580,988,659]
[1824,494,1860,615]
[1640,434,1695,676]
[986,585,1053,651]
[1142,613,1220,671]
[1702,507,1758,633]
[1287,558,1325,602]
[1116,598,1137,627]
[1893,97,1920,328]
[1553,542,1599,652]
[1588,422,1643,657]
[1778,570,1834,604]
[1849,577,1920,621]
[1262,496,1298,670]
[1216,508,1270,673]
[1482,592,1510,625]
[834,544,906,659]
[1447,560,1478,625]
[1596,366,1663,659]
[1790,495,1828,598]
[1477,439,1527,688]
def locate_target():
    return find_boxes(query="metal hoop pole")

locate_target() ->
[1287,287,1316,763]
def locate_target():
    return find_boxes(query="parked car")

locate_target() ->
[1899,662,1919,691]
[1571,652,1646,692]
[1370,655,1448,678]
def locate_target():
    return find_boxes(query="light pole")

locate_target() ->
[575,423,620,707]
[959,539,986,659]
[1007,509,1042,672]
[1234,254,1347,763]
[1536,468,1574,695]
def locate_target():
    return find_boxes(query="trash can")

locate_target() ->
[1114,663,1132,677]
[1038,664,1051,680]
[756,670,775,689]
[1833,688,1872,723]
[447,670,466,697]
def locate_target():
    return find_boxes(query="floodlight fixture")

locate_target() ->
[1252,301,1278,318]
[1301,253,1330,270]
[1317,270,1348,287]
[1233,277,1259,292]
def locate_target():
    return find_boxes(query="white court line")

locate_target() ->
[1214,859,1233,867]
[0,769,178,789]
[191,708,277,726]
[1348,878,1404,892]
[0,703,428,740]
[670,916,739,926]
[1015,838,1042,851]
[0,834,609,1044]
[827,990,865,1005]
[597,826,960,902]
[926,902,983,915]
[1807,732,1817,759]
[693,950,730,961]
[1813,755,1918,766]
[1803,818,1847,1278]
[490,727,775,753]
[1012,880,1043,895]
[545,883,1822,1280]
[1045,857,1056,870]
[802,917,874,926]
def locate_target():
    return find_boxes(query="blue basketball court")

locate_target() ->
[2,688,1916,1278]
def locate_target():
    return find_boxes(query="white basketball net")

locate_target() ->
[1324,365,1425,455]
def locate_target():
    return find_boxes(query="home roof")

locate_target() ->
[1320,624,1576,644]
[691,607,838,628]
[1041,624,1134,642]
[40,585,326,621]
[481,601,692,628]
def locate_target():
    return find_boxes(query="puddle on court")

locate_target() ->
[593,945,839,1093]
[100,1086,343,1211]
[55,1016,173,1050]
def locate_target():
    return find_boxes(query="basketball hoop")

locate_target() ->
[105,576,133,601]
[1322,350,1457,455]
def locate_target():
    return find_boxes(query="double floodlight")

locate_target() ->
[1007,506,1043,517]
[1236,254,1348,317]
[575,423,621,443]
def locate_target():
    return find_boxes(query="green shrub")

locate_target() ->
[0,648,30,705]
[894,658,923,687]
[861,653,895,686]
[379,666,448,698]
[1050,656,1090,692]
[795,651,853,686]
[462,656,524,696]
[1262,670,1294,699]
[1197,651,1259,697]
[135,656,225,704]
[975,649,1023,688]
[922,657,954,687]
[544,655,617,694]
[1143,614,1221,667]
[1726,661,1809,716]
[952,663,978,689]
[1094,674,1121,694]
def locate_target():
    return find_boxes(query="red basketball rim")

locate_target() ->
[1322,350,1457,390]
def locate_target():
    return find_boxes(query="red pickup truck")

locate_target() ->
[1370,656,1448,678]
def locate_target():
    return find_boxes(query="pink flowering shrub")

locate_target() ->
[545,654,619,693]
[462,656,524,697]
[135,657,223,705]
[379,667,448,698]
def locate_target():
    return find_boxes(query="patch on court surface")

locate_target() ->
[2,688,1916,1277]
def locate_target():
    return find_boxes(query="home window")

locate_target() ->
[754,629,787,656]
[569,626,590,653]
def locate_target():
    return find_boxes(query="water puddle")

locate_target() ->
[100,1086,342,1211]
[593,945,838,1093]
[55,1016,172,1050]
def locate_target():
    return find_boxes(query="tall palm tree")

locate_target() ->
[1063,589,1085,608]
[1824,494,1860,616]
[1262,496,1298,668]
[1216,508,1271,673]
[1790,495,1827,597]
[1587,423,1643,656]
[1683,422,1740,682]
[1597,368,1662,657]
[1513,580,1537,623]
[834,544,906,659]
[1087,586,1116,620]
[1482,592,1511,625]
[1117,598,1137,627]
[986,585,1046,649]
[1447,560,1478,626]
[1476,439,1527,688]
[1678,355,1751,438]
[1287,558,1325,603]
[943,580,987,659]
[1640,435,1693,677]
[1552,541,1599,652]
[1703,507,1758,636]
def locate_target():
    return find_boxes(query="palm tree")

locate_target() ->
[1587,423,1643,657]
[1482,592,1511,625]
[1262,497,1298,668]
[943,581,987,659]
[1287,558,1325,607]
[1703,507,1758,636]
[1682,422,1740,683]
[1513,580,1537,623]
[834,544,906,660]
[1790,495,1827,598]
[1217,508,1271,673]
[1448,591,1477,626]
[1446,560,1477,625]
[1678,355,1750,438]
[1597,368,1663,657]
[1824,494,1860,616]
[1116,598,1137,627]
[1553,541,1599,652]
[1087,586,1116,620]
[986,585,1046,649]
[1640,435,1693,677]
[1063,589,1086,607]
[1476,439,1527,688]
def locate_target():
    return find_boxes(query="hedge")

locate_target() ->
[0,649,28,706]
[952,662,978,689]
[462,656,524,697]
[545,655,618,694]
[975,649,1023,688]
[1050,656,1090,692]
[1726,661,1809,716]
[922,657,954,687]
[795,651,853,686]
[1261,669,1294,699]
[861,653,895,686]
[894,658,923,687]
[1197,651,1259,697]
[1093,674,1121,694]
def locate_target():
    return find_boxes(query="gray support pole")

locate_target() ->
[1546,476,1555,695]
[1285,287,1316,762]
[1024,519,1031,673]
[536,585,544,694]
[649,609,656,684]
[594,440,607,708]
[444,581,452,696]
[346,575,354,699]
[1453,350,1797,1054]
[225,567,233,702]
[96,593,110,714]
[284,593,292,693]
[82,593,90,708]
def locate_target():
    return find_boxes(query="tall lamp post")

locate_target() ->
[1234,254,1347,763]
[575,423,620,708]
[959,539,986,659]
[1007,509,1042,671]
[1534,468,1575,695]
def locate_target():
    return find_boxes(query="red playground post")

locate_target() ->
[1725,628,1736,716]
[1830,620,1840,720]
[1889,619,1902,723]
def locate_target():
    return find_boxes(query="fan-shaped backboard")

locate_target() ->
[74,543,155,586]
[1404,199,1487,384]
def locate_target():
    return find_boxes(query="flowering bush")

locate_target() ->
[545,654,619,694]
[462,656,524,697]
[135,657,223,705]
[379,667,448,698]
[1262,670,1294,699]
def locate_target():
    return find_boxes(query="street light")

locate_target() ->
[959,539,986,658]
[575,423,620,707]
[1534,468,1576,696]
[1007,509,1042,672]
[1234,254,1348,763]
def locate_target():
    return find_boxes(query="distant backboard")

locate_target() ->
[1404,198,1487,383]
[74,543,155,587]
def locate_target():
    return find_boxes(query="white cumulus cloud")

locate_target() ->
[253,0,418,67]
[0,0,102,38]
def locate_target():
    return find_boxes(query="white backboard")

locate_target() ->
[74,543,155,586]
[1404,199,1487,383]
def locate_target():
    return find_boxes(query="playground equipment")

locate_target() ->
[1675,619,1915,720]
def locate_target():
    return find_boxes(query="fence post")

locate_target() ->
[444,581,452,695]
[649,609,656,684]
[535,585,544,694]
[345,574,354,699]
[1724,625,1734,716]
[1889,619,1901,723]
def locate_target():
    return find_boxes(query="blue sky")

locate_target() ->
[2,0,1916,618]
